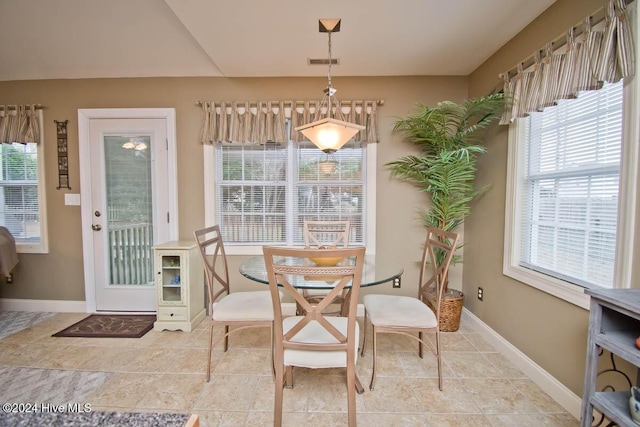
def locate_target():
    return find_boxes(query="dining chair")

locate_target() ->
[194,225,281,382]
[304,219,350,248]
[263,245,366,427]
[301,220,350,315]
[360,227,459,391]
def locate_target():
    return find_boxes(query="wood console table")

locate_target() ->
[581,288,640,427]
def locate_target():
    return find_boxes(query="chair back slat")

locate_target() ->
[194,225,231,306]
[263,246,365,352]
[303,220,350,248]
[418,227,459,308]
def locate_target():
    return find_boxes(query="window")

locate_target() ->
[504,79,638,308]
[214,139,367,248]
[0,110,47,252]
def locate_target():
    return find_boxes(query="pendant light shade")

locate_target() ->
[296,117,363,153]
[295,19,364,153]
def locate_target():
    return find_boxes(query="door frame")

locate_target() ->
[78,108,178,313]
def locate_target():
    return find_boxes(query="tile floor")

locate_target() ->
[0,312,578,426]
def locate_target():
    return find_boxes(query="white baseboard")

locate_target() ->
[462,308,581,420]
[0,298,86,313]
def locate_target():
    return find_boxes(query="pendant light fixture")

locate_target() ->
[295,18,365,153]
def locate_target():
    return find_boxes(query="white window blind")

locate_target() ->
[295,143,365,244]
[216,139,366,246]
[521,80,623,288]
[0,142,40,242]
[217,142,288,244]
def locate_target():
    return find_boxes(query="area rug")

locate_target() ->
[0,311,56,340]
[0,366,112,405]
[0,411,192,427]
[52,314,156,338]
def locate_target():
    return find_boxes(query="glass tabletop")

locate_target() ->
[239,254,404,290]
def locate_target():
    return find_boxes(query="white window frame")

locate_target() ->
[0,110,48,253]
[204,142,377,256]
[504,75,638,310]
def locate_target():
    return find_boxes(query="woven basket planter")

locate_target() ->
[425,289,464,332]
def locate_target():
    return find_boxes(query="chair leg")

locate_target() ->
[355,375,364,394]
[436,328,443,391]
[285,366,294,389]
[360,310,368,357]
[273,363,284,427]
[369,326,378,391]
[346,362,357,427]
[223,325,229,352]
[340,290,349,317]
[206,323,214,382]
[295,300,304,316]
[270,323,275,378]
[418,331,424,359]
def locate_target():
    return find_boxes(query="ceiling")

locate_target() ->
[0,0,556,82]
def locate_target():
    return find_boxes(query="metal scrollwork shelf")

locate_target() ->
[581,288,640,427]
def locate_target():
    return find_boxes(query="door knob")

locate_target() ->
[91,224,102,231]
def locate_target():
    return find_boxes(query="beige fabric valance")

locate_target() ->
[200,100,379,144]
[499,0,634,125]
[0,105,42,144]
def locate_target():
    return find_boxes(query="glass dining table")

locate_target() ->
[239,254,404,290]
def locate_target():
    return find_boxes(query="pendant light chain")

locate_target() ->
[327,31,333,91]
[327,31,333,116]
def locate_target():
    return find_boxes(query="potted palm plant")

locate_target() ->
[387,93,505,331]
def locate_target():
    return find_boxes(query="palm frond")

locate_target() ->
[389,93,504,290]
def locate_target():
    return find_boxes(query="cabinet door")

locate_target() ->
[156,252,186,305]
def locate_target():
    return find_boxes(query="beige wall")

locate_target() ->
[466,0,624,396]
[0,76,468,303]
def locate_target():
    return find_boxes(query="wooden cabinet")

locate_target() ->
[153,241,205,332]
[581,288,640,427]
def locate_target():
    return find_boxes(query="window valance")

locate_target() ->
[0,105,42,144]
[499,0,634,125]
[200,100,379,144]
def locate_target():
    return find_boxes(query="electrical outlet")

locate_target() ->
[393,277,401,288]
[477,287,483,301]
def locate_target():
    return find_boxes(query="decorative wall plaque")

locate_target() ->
[54,120,70,189]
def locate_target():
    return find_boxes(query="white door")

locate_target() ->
[78,109,178,312]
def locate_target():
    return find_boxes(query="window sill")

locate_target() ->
[16,243,48,254]
[503,264,590,310]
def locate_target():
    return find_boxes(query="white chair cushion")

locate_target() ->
[282,316,359,369]
[212,291,282,321]
[363,294,437,328]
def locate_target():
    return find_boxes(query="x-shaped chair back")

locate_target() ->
[303,220,350,248]
[418,227,459,313]
[194,225,231,306]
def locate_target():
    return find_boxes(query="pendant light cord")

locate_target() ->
[327,31,333,116]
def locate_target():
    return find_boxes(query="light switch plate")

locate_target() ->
[65,193,81,206]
